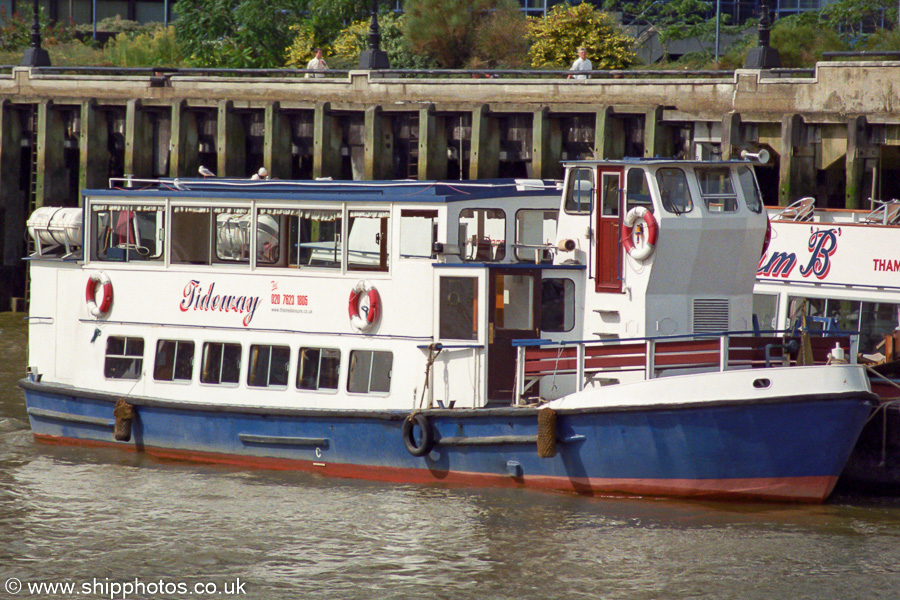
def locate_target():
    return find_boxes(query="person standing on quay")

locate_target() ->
[568,47,592,79]
[305,48,328,78]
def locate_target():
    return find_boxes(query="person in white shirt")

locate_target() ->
[305,48,327,78]
[568,47,592,79]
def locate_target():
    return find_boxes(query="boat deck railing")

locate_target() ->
[514,330,857,403]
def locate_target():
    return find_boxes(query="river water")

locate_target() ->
[1,312,900,600]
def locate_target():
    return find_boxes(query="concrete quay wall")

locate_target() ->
[1,62,899,305]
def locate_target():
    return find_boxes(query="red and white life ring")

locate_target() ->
[762,215,772,256]
[85,271,113,317]
[622,206,659,261]
[348,280,380,332]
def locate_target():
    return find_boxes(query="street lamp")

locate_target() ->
[358,0,390,69]
[744,0,781,69]
[21,0,51,67]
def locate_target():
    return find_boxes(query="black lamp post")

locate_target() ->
[358,0,390,70]
[744,0,780,69]
[21,0,51,67]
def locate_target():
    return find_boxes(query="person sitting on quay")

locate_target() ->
[568,47,592,79]
[305,48,328,78]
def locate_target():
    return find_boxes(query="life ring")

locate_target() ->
[622,206,658,261]
[401,413,434,457]
[85,271,113,317]
[348,280,380,332]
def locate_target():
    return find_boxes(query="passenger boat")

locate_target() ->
[20,158,877,503]
[756,198,900,491]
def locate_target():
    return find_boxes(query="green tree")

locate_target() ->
[821,0,896,43]
[402,0,526,68]
[175,0,308,68]
[527,2,635,70]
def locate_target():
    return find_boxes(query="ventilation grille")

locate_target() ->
[692,298,730,334]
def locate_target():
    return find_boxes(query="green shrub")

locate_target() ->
[527,2,635,70]
[103,25,182,67]
[403,0,524,69]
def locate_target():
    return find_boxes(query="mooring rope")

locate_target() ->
[862,365,900,466]
[417,342,443,411]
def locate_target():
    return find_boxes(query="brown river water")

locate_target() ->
[1,311,899,599]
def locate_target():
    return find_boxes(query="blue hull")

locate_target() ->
[20,380,875,502]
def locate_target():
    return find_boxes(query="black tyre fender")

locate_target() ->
[401,413,434,457]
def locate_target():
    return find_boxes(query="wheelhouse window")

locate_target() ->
[200,342,241,385]
[625,168,654,213]
[439,277,478,340]
[656,168,693,214]
[494,274,534,331]
[541,278,575,332]
[92,204,165,262]
[104,336,144,380]
[172,206,212,265]
[214,207,252,263]
[347,350,392,394]
[565,167,593,214]
[247,344,290,388]
[737,166,763,213]
[515,210,557,263]
[297,347,341,391]
[697,168,738,212]
[460,208,506,262]
[153,340,194,382]
[400,209,438,259]
[348,210,390,271]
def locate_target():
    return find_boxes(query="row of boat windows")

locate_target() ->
[104,336,392,394]
[752,294,900,356]
[565,165,763,216]
[89,205,558,266]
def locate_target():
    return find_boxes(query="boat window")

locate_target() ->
[786,296,900,356]
[153,340,194,382]
[400,209,438,259]
[751,294,777,332]
[439,277,478,340]
[541,278,575,332]
[104,336,144,380]
[494,274,534,330]
[214,208,251,263]
[256,209,342,269]
[347,350,392,394]
[625,168,654,213]
[200,342,241,385]
[601,173,620,217]
[460,208,506,262]
[737,166,763,213]
[656,168,693,214]
[565,167,593,214]
[92,205,165,262]
[515,210,557,263]
[247,344,290,388]
[172,207,212,265]
[297,347,341,391]
[348,210,390,271]
[697,167,738,212]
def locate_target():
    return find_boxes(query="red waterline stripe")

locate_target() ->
[33,433,835,503]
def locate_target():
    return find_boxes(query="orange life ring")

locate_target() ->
[348,280,380,332]
[622,206,659,261]
[85,271,113,317]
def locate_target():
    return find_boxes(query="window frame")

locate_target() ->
[104,336,145,380]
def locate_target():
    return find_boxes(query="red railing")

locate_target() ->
[516,333,852,402]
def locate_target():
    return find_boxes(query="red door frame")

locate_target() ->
[595,167,624,293]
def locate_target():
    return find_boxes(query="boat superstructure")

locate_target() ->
[756,200,900,491]
[20,161,876,502]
